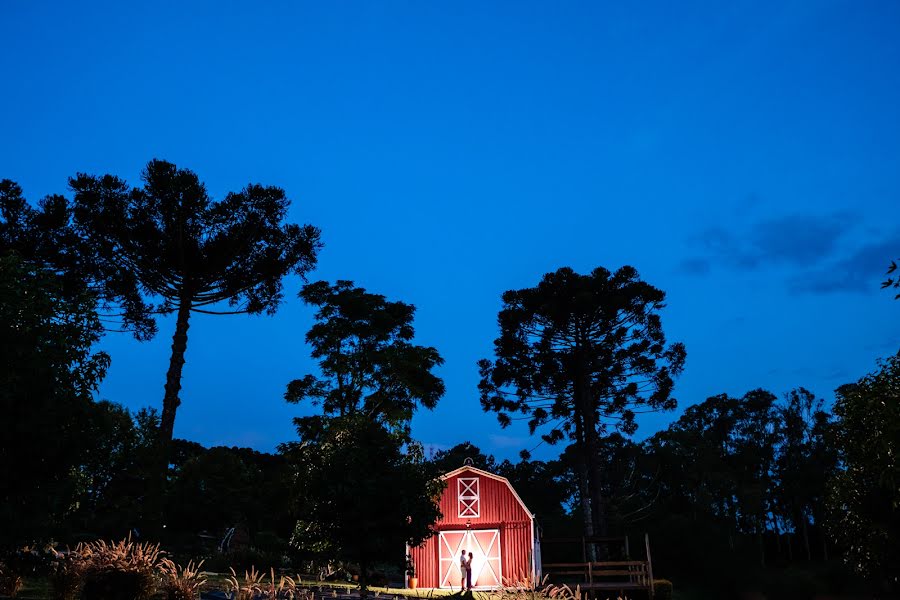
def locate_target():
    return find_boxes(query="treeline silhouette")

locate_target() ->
[1,162,897,598]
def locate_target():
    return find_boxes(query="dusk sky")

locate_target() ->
[2,1,898,460]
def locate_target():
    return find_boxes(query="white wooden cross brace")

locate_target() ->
[458,478,480,518]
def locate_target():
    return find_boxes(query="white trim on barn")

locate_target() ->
[458,477,481,518]
[441,465,535,519]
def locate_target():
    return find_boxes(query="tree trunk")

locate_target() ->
[774,518,782,559]
[148,298,191,534]
[586,430,608,538]
[758,531,765,568]
[578,385,608,563]
[576,372,607,539]
[573,413,596,561]
[160,299,192,447]
[574,414,594,529]
[786,531,793,562]
[801,515,811,562]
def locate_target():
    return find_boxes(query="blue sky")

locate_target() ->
[2,1,898,460]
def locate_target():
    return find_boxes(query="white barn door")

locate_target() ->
[438,529,502,589]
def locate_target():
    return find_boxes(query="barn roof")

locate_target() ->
[440,465,535,519]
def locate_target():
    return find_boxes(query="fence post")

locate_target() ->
[645,533,655,599]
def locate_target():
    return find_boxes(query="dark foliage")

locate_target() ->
[882,259,900,299]
[0,254,109,546]
[286,280,444,441]
[285,414,443,596]
[283,282,446,595]
[429,442,498,475]
[68,159,322,454]
[0,179,154,340]
[828,354,900,592]
[479,266,686,537]
[167,446,293,539]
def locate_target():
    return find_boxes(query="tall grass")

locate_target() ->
[160,559,207,600]
[226,566,312,599]
[78,537,165,600]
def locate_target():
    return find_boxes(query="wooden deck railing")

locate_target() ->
[542,560,653,597]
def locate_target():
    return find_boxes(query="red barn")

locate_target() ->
[408,463,540,590]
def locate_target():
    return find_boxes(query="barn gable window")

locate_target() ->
[458,477,480,518]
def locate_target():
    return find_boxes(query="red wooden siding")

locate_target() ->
[409,540,439,588]
[409,467,534,589]
[500,521,534,584]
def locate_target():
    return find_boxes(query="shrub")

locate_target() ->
[405,554,416,578]
[0,544,53,597]
[78,538,164,600]
[0,562,23,598]
[226,566,305,600]
[82,570,156,600]
[653,579,673,600]
[47,546,89,600]
[3,546,47,580]
[160,559,207,600]
[485,574,585,600]
[253,531,288,553]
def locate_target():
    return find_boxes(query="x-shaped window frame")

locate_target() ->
[458,477,480,518]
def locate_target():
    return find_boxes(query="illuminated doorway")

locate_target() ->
[438,529,502,589]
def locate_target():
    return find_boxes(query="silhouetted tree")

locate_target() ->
[478,266,685,538]
[285,280,444,441]
[430,442,498,475]
[285,415,443,597]
[73,406,161,538]
[587,433,649,533]
[828,354,900,592]
[0,254,109,546]
[882,260,900,299]
[497,457,572,530]
[167,446,291,539]
[0,179,154,338]
[774,388,835,563]
[68,160,322,461]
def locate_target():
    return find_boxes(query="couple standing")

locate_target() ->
[459,549,474,590]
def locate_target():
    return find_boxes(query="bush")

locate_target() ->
[0,544,53,596]
[82,569,156,600]
[0,563,23,598]
[654,579,674,600]
[253,531,288,554]
[47,547,89,600]
[226,567,299,600]
[160,559,207,600]
[78,538,164,600]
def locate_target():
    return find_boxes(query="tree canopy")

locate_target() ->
[828,354,900,589]
[287,415,443,596]
[478,266,686,537]
[882,259,900,299]
[286,280,444,440]
[0,254,109,544]
[68,159,322,450]
[0,178,154,339]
